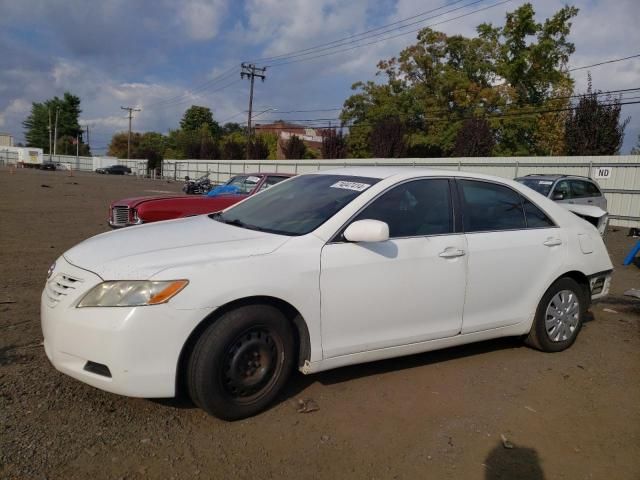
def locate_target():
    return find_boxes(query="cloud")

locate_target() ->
[0,0,638,152]
[175,0,229,40]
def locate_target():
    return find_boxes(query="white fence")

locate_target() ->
[0,151,147,175]
[2,150,638,227]
[162,156,640,228]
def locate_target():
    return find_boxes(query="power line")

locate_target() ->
[252,0,475,64]
[569,54,640,72]
[143,67,238,110]
[266,0,513,67]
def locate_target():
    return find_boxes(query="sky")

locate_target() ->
[0,0,638,154]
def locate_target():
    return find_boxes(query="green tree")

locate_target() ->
[281,135,307,159]
[341,3,579,157]
[138,132,166,170]
[321,130,348,159]
[630,134,640,155]
[220,131,247,159]
[565,77,629,155]
[23,92,89,155]
[370,117,407,158]
[108,132,141,158]
[180,105,221,137]
[453,117,495,157]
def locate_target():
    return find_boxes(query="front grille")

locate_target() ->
[111,206,129,226]
[45,273,83,307]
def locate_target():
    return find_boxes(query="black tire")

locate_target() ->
[187,305,295,420]
[525,277,588,352]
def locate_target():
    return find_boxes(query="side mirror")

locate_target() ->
[344,220,389,243]
[552,192,564,200]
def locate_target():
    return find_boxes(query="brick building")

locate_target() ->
[254,121,325,159]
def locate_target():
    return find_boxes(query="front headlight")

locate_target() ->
[77,280,188,307]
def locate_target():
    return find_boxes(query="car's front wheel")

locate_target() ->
[187,305,295,420]
[526,277,588,352]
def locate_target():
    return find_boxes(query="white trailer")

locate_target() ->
[0,146,44,167]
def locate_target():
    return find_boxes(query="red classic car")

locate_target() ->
[109,173,293,228]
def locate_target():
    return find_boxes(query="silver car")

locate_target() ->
[515,174,607,210]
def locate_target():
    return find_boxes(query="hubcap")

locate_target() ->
[545,290,580,342]
[220,327,281,402]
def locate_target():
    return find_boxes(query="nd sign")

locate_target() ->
[593,167,612,179]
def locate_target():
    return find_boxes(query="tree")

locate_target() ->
[631,134,640,155]
[108,132,141,158]
[321,130,348,159]
[247,136,270,159]
[281,135,307,159]
[180,105,220,136]
[565,76,629,155]
[341,4,579,157]
[138,132,166,171]
[453,117,495,157]
[23,92,89,155]
[220,131,246,159]
[370,117,407,158]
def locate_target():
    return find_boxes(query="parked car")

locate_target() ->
[42,168,613,420]
[96,165,132,175]
[515,174,608,235]
[109,173,292,228]
[39,162,56,171]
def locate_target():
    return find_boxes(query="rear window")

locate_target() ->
[516,178,555,196]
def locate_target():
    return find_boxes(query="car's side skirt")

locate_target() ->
[300,320,532,375]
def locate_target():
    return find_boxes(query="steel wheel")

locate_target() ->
[545,289,580,342]
[220,326,283,403]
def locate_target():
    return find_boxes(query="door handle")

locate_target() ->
[543,238,562,247]
[439,248,466,258]
[587,200,593,203]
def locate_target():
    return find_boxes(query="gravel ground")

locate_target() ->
[1,167,639,479]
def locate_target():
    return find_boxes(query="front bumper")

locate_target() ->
[41,257,212,398]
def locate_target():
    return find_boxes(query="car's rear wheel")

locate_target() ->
[187,305,295,420]
[525,277,588,352]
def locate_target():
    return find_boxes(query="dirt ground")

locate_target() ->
[1,167,639,480]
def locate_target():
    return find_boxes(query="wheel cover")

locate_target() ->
[545,289,580,342]
[219,326,282,404]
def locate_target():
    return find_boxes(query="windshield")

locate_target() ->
[516,178,555,196]
[211,174,380,236]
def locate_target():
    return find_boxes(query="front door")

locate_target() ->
[320,178,467,359]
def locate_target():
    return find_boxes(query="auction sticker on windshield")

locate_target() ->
[330,181,371,192]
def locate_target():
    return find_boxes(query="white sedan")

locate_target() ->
[42,168,613,420]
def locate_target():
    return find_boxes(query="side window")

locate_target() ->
[460,180,526,232]
[353,179,452,238]
[522,197,555,228]
[553,180,571,199]
[259,176,288,191]
[584,181,602,197]
[570,180,588,198]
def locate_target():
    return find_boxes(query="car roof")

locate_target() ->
[308,166,516,183]
[515,174,595,181]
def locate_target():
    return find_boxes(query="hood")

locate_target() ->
[64,215,290,279]
[111,195,183,208]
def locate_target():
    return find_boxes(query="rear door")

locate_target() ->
[458,179,564,333]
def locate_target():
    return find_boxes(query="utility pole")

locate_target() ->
[48,108,52,161]
[53,106,60,157]
[240,63,266,159]
[121,106,141,159]
[85,125,90,152]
